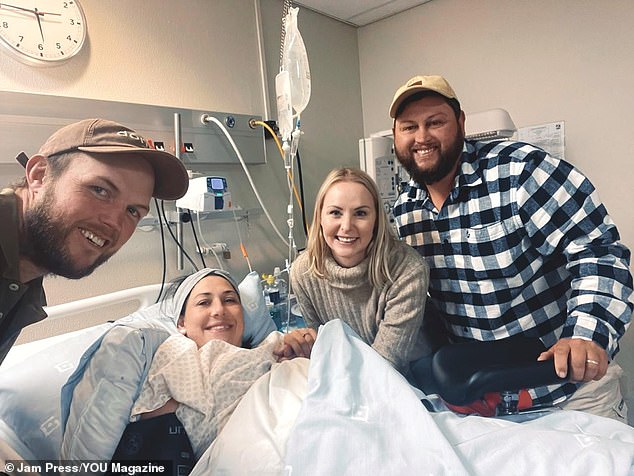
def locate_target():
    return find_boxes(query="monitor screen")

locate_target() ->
[209,177,225,191]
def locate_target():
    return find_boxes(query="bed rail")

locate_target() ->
[43,284,163,320]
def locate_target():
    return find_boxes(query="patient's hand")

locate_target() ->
[140,398,179,420]
[537,338,608,382]
[273,328,317,362]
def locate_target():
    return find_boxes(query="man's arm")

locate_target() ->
[517,149,633,379]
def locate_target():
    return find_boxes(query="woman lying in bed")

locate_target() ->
[107,268,305,467]
[122,269,308,456]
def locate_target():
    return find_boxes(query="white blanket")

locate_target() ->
[194,319,634,476]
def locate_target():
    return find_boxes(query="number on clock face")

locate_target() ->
[0,0,87,65]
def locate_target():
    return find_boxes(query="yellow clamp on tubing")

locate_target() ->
[252,120,303,213]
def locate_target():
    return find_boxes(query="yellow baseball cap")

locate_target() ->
[389,75,458,119]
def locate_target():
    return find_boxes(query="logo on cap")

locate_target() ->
[116,130,148,148]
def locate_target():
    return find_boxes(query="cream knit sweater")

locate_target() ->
[290,240,432,376]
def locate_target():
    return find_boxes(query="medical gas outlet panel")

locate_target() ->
[0,91,266,166]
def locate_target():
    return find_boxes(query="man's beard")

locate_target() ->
[395,132,464,186]
[20,190,111,279]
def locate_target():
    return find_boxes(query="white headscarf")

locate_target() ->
[167,268,240,322]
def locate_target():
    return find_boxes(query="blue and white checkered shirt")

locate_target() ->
[394,140,633,406]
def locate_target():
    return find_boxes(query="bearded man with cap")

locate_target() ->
[0,118,189,365]
[391,75,632,422]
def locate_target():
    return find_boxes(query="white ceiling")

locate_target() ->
[294,0,433,27]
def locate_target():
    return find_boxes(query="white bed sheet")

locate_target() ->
[198,320,634,476]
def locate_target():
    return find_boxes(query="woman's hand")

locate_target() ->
[273,328,317,362]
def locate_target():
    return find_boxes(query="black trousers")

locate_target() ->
[110,412,195,476]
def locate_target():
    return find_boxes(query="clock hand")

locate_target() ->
[31,7,62,45]
[0,2,37,14]
[0,3,60,15]
[34,9,62,16]
[34,8,44,42]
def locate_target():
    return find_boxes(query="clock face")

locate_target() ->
[0,0,87,65]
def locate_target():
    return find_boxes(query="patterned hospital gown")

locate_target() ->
[131,332,283,457]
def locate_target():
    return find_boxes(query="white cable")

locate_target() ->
[202,115,289,247]
[196,212,224,269]
[195,211,214,249]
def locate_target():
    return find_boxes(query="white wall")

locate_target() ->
[358,0,634,419]
[0,0,363,340]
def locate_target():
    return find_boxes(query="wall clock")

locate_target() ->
[0,0,87,65]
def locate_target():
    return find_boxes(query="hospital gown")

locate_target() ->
[131,331,282,457]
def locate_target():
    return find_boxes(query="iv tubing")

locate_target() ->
[202,115,289,247]
[283,121,301,331]
[252,119,303,212]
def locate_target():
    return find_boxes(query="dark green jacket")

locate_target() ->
[0,189,46,365]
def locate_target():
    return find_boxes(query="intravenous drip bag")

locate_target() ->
[282,7,311,116]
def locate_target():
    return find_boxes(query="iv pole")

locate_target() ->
[174,112,185,270]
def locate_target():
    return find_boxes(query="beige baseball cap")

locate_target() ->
[389,75,458,119]
[15,118,189,200]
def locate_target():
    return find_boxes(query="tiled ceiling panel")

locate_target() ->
[294,0,433,27]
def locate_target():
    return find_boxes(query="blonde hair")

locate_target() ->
[305,167,397,289]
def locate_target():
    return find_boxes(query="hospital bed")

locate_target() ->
[1,277,634,476]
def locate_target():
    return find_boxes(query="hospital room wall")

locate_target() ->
[357,0,634,419]
[0,0,363,337]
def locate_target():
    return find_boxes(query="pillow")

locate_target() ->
[0,324,112,460]
[238,270,277,347]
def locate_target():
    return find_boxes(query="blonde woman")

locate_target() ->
[287,167,444,384]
